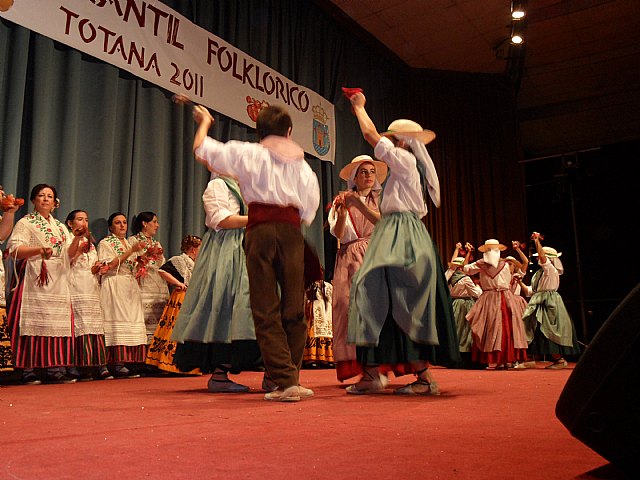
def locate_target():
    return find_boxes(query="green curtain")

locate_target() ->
[0,0,526,276]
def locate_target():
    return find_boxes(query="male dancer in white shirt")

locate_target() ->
[192,104,320,402]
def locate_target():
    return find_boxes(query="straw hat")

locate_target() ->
[477,239,507,252]
[533,246,562,257]
[381,119,436,145]
[448,256,465,269]
[339,154,388,185]
[505,255,523,270]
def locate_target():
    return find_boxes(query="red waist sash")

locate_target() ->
[247,203,301,230]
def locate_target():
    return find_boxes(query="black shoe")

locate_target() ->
[98,367,115,380]
[23,373,42,385]
[113,366,140,379]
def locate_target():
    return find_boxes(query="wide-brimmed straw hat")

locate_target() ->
[505,255,523,270]
[533,246,562,257]
[381,119,436,145]
[339,154,388,185]
[448,256,465,269]
[478,239,507,252]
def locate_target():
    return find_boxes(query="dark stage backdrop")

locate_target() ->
[0,0,526,287]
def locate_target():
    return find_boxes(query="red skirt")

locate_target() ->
[471,292,527,365]
[7,260,74,368]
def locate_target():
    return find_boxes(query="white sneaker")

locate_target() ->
[298,385,314,398]
[264,386,300,402]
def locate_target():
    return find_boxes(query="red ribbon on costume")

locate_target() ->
[36,256,51,287]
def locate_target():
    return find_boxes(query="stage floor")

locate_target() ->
[0,365,624,479]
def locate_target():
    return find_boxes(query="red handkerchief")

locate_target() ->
[341,87,362,100]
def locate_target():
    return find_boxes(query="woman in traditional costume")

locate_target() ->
[145,234,201,374]
[464,239,529,369]
[172,177,262,393]
[97,212,147,378]
[445,243,483,368]
[346,91,459,395]
[518,232,580,369]
[6,184,84,384]
[128,211,169,344]
[65,210,112,381]
[0,187,21,378]
[328,154,386,381]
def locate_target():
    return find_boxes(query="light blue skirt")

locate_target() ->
[348,212,439,347]
[171,228,255,344]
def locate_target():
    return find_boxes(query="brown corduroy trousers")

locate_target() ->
[244,222,307,389]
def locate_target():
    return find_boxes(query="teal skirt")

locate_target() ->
[523,290,581,356]
[172,228,260,373]
[349,212,460,367]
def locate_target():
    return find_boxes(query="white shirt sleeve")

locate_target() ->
[202,179,240,231]
[196,136,319,225]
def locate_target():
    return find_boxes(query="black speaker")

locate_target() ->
[556,283,640,476]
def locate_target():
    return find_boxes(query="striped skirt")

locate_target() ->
[0,305,13,372]
[74,334,108,367]
[7,261,74,368]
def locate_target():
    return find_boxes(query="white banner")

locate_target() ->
[0,0,335,162]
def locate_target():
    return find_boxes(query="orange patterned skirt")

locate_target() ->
[145,289,200,375]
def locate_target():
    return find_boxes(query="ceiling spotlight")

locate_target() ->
[511,0,526,19]
[510,18,526,44]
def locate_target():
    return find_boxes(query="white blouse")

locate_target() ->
[374,136,428,218]
[196,136,319,225]
[202,178,241,231]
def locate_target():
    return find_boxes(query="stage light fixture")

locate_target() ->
[510,20,525,45]
[511,0,526,19]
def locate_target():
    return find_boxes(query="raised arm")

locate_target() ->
[464,242,475,265]
[350,92,381,148]
[192,105,215,162]
[531,232,546,264]
[450,242,463,264]
[512,240,529,273]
